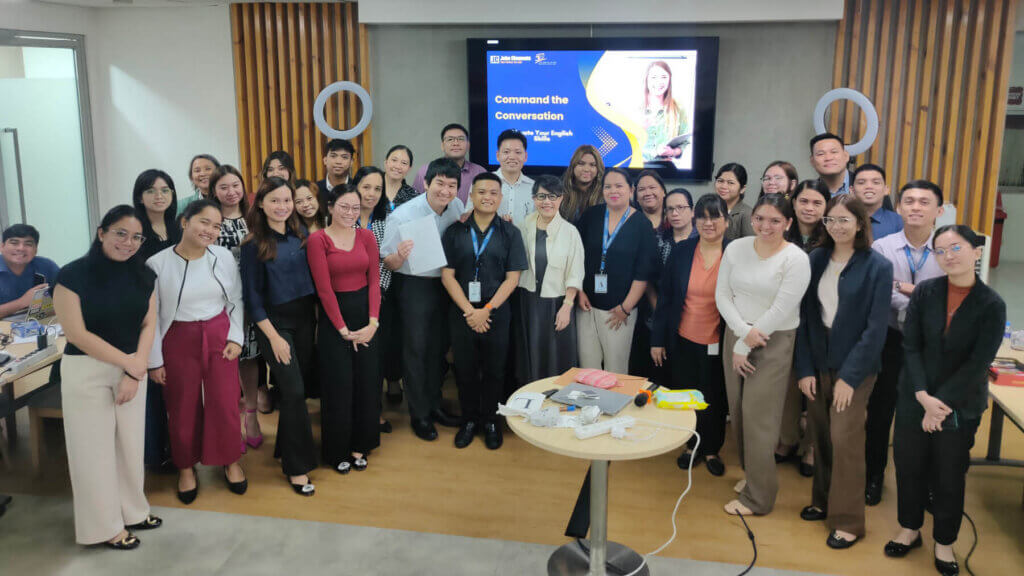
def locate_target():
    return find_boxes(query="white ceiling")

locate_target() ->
[36,0,286,7]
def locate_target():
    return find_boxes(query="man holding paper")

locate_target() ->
[381,158,466,441]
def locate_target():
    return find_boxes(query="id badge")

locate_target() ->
[468,281,482,303]
[594,274,608,294]
[708,342,720,356]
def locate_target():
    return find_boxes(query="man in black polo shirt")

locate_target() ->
[441,173,527,450]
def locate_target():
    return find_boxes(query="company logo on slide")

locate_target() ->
[534,53,556,66]
[489,54,531,65]
[490,55,500,64]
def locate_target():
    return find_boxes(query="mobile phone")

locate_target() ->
[33,272,46,286]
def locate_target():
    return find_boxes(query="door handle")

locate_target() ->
[0,128,27,224]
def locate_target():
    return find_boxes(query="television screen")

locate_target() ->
[467,37,719,181]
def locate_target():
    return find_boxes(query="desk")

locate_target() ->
[974,340,1024,469]
[507,377,696,576]
[0,320,64,446]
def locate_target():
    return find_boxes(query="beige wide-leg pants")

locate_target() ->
[61,354,150,544]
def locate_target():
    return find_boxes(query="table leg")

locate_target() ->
[2,383,16,446]
[986,403,1005,461]
[547,460,649,576]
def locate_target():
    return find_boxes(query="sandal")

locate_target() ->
[104,533,140,550]
[126,515,162,530]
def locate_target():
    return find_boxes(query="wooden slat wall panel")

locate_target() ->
[831,0,1015,234]
[231,2,372,193]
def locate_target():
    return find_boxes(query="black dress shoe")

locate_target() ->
[431,408,461,428]
[774,446,797,463]
[483,421,503,450]
[126,515,162,530]
[799,461,815,477]
[884,534,922,557]
[223,467,248,495]
[827,531,857,549]
[176,469,198,505]
[800,505,827,521]
[704,456,726,477]
[104,533,140,550]
[676,451,703,469]
[385,380,403,405]
[411,418,438,441]
[865,476,883,506]
[454,421,477,448]
[934,557,959,576]
[380,419,393,434]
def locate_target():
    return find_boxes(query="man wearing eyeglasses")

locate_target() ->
[412,123,486,204]
[0,224,60,318]
[865,180,945,506]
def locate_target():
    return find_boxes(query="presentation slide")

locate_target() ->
[485,50,698,170]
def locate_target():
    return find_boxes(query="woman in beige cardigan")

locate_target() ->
[515,175,585,381]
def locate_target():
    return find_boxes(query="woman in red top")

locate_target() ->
[306,187,382,474]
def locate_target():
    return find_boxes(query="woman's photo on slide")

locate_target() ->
[640,60,690,166]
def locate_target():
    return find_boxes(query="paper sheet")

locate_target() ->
[399,215,448,275]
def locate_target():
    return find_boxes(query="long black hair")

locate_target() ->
[350,166,388,222]
[786,179,831,250]
[132,169,180,245]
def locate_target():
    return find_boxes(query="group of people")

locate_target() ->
[1,125,1004,576]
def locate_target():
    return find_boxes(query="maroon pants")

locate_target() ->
[162,310,242,469]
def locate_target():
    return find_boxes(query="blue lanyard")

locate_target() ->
[388,200,395,212]
[471,226,494,280]
[356,217,372,230]
[600,207,631,273]
[903,245,930,284]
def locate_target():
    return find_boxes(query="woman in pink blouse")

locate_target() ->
[306,186,382,474]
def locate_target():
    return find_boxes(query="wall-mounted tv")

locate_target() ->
[467,36,719,181]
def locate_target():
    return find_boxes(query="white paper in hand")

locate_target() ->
[399,215,447,275]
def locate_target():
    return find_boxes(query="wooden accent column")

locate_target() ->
[829,0,1016,234]
[231,2,372,192]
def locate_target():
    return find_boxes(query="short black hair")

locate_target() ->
[324,139,355,156]
[693,193,727,221]
[472,172,502,189]
[532,174,563,197]
[934,224,985,248]
[497,129,527,151]
[604,167,633,188]
[898,179,944,205]
[666,187,693,208]
[852,163,886,183]
[424,157,462,190]
[2,224,39,244]
[810,132,844,153]
[441,123,469,141]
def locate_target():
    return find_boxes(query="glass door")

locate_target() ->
[0,29,98,266]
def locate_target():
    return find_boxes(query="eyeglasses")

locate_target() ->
[143,187,174,197]
[111,228,146,245]
[666,205,691,214]
[934,244,964,257]
[761,175,786,184]
[443,136,467,144]
[822,216,855,227]
[533,193,560,201]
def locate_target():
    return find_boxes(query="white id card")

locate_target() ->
[468,281,482,303]
[708,342,720,356]
[594,274,608,294]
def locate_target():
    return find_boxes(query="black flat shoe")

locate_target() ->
[290,479,315,496]
[454,421,477,448]
[223,467,248,495]
[676,451,703,469]
[799,461,815,477]
[176,468,198,505]
[380,419,393,434]
[411,418,438,441]
[935,557,959,576]
[126,515,162,530]
[104,533,140,550]
[704,456,725,477]
[352,456,368,471]
[774,446,797,463]
[865,476,883,506]
[483,421,502,450]
[431,408,462,428]
[884,534,922,557]
[800,505,827,521]
[385,380,403,405]
[827,531,857,549]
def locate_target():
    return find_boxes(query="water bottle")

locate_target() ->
[1006,321,1012,340]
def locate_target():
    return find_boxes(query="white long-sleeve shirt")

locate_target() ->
[715,237,811,356]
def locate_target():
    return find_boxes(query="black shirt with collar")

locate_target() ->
[576,204,658,311]
[316,176,350,207]
[441,214,528,305]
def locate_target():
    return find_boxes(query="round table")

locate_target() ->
[506,377,696,576]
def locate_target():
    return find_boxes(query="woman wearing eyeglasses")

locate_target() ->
[758,161,799,199]
[794,196,891,548]
[54,205,161,550]
[716,163,755,241]
[716,194,810,516]
[146,200,248,505]
[884,225,1005,576]
[516,175,585,381]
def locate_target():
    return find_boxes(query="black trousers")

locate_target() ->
[672,334,727,456]
[865,328,903,481]
[893,413,979,545]
[318,288,381,467]
[254,296,318,476]
[449,303,511,423]
[628,314,669,387]
[379,289,403,383]
[143,380,170,468]
[396,274,449,420]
